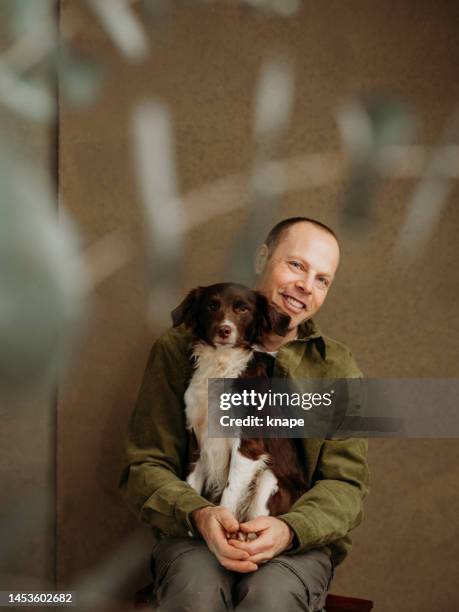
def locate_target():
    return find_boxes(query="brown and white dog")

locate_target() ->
[172,283,309,532]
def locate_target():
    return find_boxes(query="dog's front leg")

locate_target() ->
[246,468,279,520]
[220,440,268,536]
[186,458,206,495]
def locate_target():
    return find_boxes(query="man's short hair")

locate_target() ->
[264,217,339,258]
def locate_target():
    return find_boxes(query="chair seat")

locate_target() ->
[134,583,374,611]
[325,593,374,611]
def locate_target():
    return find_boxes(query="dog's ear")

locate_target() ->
[255,293,291,337]
[267,304,291,337]
[171,287,203,328]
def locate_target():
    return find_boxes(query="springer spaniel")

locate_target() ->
[172,283,309,533]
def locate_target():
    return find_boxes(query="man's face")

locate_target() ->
[255,222,340,334]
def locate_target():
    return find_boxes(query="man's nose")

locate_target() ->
[218,325,232,338]
[296,273,314,294]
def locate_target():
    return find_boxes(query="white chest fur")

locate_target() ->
[184,343,253,496]
[184,343,253,445]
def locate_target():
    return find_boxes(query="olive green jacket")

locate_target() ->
[119,320,369,566]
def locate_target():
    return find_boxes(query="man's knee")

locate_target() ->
[235,562,309,611]
[234,550,333,612]
[152,539,233,612]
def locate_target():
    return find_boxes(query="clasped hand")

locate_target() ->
[191,506,293,573]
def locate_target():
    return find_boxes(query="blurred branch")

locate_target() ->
[131,101,184,328]
[178,145,459,234]
[337,93,417,229]
[84,231,137,289]
[0,16,56,70]
[225,55,295,285]
[242,0,301,17]
[86,0,149,61]
[0,154,88,393]
[395,109,459,261]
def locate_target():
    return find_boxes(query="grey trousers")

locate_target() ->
[150,538,334,612]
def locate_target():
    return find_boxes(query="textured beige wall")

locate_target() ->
[57,1,459,610]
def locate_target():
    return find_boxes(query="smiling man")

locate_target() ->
[120,217,369,612]
[255,218,340,349]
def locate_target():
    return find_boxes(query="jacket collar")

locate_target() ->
[295,318,326,359]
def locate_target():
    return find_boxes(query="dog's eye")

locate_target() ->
[208,300,220,311]
[234,302,248,313]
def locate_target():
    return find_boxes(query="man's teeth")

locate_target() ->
[284,295,305,309]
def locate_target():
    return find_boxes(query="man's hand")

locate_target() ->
[227,516,294,564]
[191,506,258,573]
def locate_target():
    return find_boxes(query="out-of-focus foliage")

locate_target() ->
[226,57,295,285]
[0,0,55,120]
[0,0,458,604]
[86,0,150,61]
[0,0,105,120]
[243,0,301,17]
[0,152,88,393]
[57,47,104,108]
[0,0,453,394]
[395,109,459,260]
[337,93,417,230]
[131,101,184,328]
[0,61,55,121]
[4,0,53,40]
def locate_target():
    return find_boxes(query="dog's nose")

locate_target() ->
[218,325,232,338]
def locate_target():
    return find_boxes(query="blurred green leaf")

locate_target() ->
[243,0,301,17]
[131,101,184,330]
[0,152,88,393]
[225,57,294,284]
[0,61,54,121]
[57,46,104,108]
[86,0,149,62]
[337,92,417,230]
[5,0,53,40]
[395,108,459,261]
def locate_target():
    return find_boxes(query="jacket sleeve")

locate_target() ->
[119,330,214,537]
[278,350,369,556]
[277,436,369,555]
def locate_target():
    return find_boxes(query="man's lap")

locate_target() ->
[150,537,333,611]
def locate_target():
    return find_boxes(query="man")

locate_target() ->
[120,217,369,611]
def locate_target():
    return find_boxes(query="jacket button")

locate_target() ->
[187,530,193,537]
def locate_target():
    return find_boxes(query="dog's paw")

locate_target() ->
[226,530,248,541]
[226,530,259,542]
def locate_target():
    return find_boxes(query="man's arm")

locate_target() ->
[119,328,213,537]
[276,436,369,554]
[277,349,369,557]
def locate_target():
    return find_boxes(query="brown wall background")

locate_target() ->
[5,1,458,610]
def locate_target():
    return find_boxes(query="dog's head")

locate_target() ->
[171,283,290,347]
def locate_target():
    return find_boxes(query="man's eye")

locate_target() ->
[317,277,329,288]
[289,261,302,270]
[208,301,220,311]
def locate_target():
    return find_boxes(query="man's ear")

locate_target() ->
[171,287,202,328]
[256,293,291,337]
[254,244,269,276]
